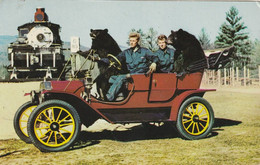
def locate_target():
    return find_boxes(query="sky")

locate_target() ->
[0,0,260,47]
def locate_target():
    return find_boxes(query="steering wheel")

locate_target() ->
[107,54,122,70]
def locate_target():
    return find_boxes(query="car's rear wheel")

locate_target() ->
[13,101,37,143]
[27,100,81,152]
[176,96,214,140]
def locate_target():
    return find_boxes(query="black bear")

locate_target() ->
[78,29,122,100]
[78,29,121,58]
[167,29,206,74]
[89,29,122,58]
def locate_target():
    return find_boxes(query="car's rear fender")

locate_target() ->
[169,89,216,121]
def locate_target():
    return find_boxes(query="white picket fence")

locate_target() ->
[202,65,260,86]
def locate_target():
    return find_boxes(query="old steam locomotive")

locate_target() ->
[7,8,64,79]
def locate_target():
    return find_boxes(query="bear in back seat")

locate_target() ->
[167,29,206,75]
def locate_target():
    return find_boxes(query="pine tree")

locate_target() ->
[143,28,158,52]
[215,6,252,67]
[198,28,212,50]
[251,39,260,67]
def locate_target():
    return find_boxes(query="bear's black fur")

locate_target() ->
[167,29,206,74]
[90,29,122,58]
[78,29,121,58]
[78,29,122,100]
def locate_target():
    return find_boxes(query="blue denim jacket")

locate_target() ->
[155,47,175,73]
[117,46,158,74]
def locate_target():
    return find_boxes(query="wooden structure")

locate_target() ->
[202,65,260,86]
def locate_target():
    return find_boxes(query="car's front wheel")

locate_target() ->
[176,96,214,140]
[27,100,81,152]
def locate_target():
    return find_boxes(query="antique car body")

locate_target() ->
[39,72,213,123]
[13,70,215,152]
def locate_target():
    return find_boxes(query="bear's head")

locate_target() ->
[90,29,109,41]
[167,30,177,45]
[89,29,121,57]
[167,29,187,49]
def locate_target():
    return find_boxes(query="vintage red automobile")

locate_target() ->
[13,46,234,152]
[14,71,215,152]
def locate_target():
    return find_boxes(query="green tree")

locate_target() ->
[0,65,9,80]
[198,28,212,50]
[215,6,252,68]
[251,39,260,66]
[143,28,158,52]
[246,39,260,78]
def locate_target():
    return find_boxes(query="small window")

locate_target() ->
[19,28,29,38]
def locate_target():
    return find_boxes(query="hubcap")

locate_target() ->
[50,122,60,131]
[192,115,200,122]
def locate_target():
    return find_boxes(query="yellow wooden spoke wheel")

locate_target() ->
[13,101,37,143]
[28,100,81,152]
[176,96,214,140]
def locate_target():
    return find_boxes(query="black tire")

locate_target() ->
[13,101,37,143]
[27,100,81,152]
[176,96,214,140]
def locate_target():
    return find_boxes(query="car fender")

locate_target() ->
[40,90,113,124]
[169,89,216,121]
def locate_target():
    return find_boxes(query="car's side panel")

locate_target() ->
[50,80,85,96]
[90,91,173,111]
[127,74,150,91]
[148,73,177,102]
[177,72,203,89]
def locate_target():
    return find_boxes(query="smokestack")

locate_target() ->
[34,7,49,22]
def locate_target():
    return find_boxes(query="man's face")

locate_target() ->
[158,38,167,50]
[129,37,138,48]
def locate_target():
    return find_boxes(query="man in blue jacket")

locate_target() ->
[103,32,158,101]
[155,34,175,73]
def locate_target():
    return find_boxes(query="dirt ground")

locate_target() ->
[0,82,131,140]
[0,82,40,139]
[0,82,259,164]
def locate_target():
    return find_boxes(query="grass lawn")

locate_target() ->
[0,86,259,165]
